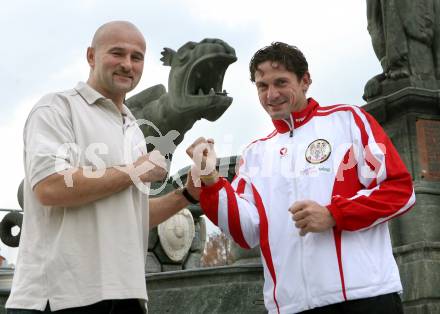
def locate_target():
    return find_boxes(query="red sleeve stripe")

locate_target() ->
[358,191,415,230]
[200,178,227,226]
[236,178,246,195]
[251,184,280,314]
[224,183,250,249]
[319,103,347,110]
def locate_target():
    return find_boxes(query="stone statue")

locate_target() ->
[126,38,237,160]
[363,0,440,100]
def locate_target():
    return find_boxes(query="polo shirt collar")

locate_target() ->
[121,104,136,122]
[75,82,137,122]
[74,81,105,105]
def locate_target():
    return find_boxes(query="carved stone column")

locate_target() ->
[364,88,440,314]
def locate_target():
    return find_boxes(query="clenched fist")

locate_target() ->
[135,151,168,182]
[117,150,168,184]
[289,200,336,236]
[186,137,218,187]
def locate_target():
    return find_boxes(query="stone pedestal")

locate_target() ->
[364,87,440,314]
[146,265,265,313]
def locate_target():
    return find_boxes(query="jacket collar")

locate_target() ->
[272,97,319,133]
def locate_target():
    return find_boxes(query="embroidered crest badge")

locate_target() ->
[305,139,331,164]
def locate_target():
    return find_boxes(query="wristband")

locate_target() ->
[181,187,199,204]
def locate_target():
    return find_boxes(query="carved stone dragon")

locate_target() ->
[126,38,237,159]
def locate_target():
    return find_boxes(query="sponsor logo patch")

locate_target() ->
[280,147,288,157]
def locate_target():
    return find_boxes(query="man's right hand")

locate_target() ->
[132,150,168,183]
[186,137,218,187]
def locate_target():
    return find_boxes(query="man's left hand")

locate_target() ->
[289,200,336,236]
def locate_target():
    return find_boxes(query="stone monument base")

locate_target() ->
[365,87,440,314]
[146,265,265,313]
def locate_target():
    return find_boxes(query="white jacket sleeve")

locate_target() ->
[200,155,260,249]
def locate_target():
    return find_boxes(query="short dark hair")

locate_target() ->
[249,42,308,82]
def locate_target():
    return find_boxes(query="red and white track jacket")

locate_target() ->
[200,98,415,314]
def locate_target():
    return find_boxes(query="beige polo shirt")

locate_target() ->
[6,82,150,311]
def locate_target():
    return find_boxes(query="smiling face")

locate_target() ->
[87,21,146,108]
[255,61,311,120]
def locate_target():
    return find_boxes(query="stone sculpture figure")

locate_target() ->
[126,38,237,160]
[363,0,440,100]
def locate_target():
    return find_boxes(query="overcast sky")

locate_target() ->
[0,0,381,261]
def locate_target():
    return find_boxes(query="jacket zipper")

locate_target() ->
[289,115,294,137]
[286,115,311,307]
[283,116,294,137]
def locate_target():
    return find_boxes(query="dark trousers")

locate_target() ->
[7,299,144,314]
[300,292,403,314]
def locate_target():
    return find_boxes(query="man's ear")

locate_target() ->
[86,47,95,68]
[302,71,312,92]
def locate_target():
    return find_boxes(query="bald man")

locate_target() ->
[6,21,200,314]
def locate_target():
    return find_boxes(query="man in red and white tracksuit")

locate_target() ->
[187,42,415,314]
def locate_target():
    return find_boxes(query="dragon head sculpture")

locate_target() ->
[126,38,237,155]
[160,38,237,121]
